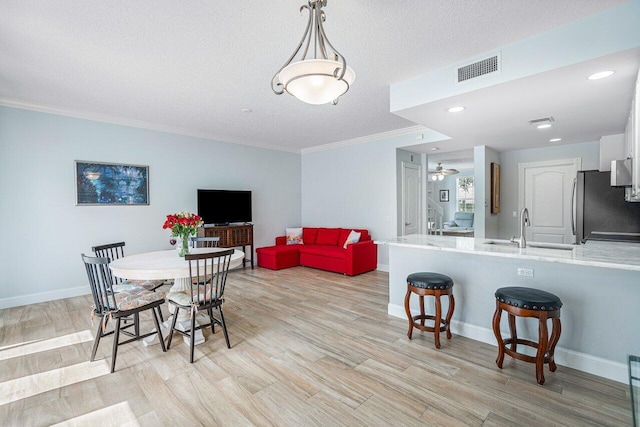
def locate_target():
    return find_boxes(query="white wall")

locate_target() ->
[497,141,600,239]
[599,133,625,172]
[301,130,449,269]
[0,106,301,307]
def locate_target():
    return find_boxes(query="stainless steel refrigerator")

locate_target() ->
[574,170,640,243]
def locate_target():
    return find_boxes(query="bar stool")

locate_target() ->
[492,287,562,385]
[404,272,455,349]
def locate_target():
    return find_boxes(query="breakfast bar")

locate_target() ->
[376,234,640,383]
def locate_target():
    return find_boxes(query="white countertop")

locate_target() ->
[375,234,640,272]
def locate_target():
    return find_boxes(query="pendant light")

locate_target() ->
[271,0,355,105]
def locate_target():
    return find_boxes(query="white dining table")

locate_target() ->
[110,247,244,346]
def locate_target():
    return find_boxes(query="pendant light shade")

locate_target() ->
[279,59,355,105]
[272,1,354,105]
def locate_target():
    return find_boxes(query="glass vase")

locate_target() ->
[178,234,190,257]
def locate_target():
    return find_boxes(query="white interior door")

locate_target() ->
[519,158,581,244]
[402,162,421,235]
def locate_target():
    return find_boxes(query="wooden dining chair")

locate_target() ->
[92,242,165,291]
[166,249,234,363]
[189,236,221,248]
[93,241,165,321]
[82,254,166,373]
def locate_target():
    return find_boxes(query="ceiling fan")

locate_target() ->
[428,163,459,181]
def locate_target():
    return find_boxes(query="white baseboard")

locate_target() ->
[376,263,389,272]
[388,303,627,384]
[0,286,90,309]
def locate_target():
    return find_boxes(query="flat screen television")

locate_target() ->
[197,189,252,225]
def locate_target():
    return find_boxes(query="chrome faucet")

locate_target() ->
[511,208,530,248]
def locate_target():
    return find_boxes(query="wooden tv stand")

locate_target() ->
[201,224,253,269]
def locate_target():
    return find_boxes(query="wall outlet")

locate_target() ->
[517,267,534,277]
[513,211,518,218]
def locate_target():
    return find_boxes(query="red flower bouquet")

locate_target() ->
[163,211,203,256]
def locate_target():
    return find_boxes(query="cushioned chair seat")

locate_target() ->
[111,280,163,293]
[108,290,166,311]
[495,287,562,311]
[168,291,218,307]
[111,283,145,293]
[407,272,453,290]
[127,279,164,290]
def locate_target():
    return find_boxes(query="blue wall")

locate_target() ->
[301,130,449,268]
[0,106,301,306]
[498,141,600,239]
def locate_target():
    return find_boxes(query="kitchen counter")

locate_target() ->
[375,234,640,271]
[378,234,640,383]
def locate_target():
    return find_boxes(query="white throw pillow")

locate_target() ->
[286,227,303,245]
[343,230,361,249]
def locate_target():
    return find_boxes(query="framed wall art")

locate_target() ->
[491,162,501,214]
[439,189,449,202]
[75,161,149,205]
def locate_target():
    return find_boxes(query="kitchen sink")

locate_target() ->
[483,240,575,251]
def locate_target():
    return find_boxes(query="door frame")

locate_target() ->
[517,157,581,240]
[401,162,422,236]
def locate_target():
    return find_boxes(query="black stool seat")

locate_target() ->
[495,287,562,311]
[407,272,453,290]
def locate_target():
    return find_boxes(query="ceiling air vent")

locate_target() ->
[456,53,500,83]
[528,117,555,127]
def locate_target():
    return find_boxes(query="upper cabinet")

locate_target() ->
[624,69,640,202]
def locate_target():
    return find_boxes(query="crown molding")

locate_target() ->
[300,125,429,154]
[0,98,431,155]
[0,98,301,154]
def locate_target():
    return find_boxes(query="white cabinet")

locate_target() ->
[624,69,640,201]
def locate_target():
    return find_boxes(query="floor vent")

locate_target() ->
[457,54,500,83]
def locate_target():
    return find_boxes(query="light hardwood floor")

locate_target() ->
[0,267,632,426]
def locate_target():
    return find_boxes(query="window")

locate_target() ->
[457,177,474,212]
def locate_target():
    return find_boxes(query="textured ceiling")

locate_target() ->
[0,0,627,152]
[427,150,476,172]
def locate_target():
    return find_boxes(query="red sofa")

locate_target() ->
[256,227,377,276]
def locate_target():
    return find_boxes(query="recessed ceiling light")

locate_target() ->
[537,123,552,129]
[447,106,465,113]
[241,108,252,113]
[587,71,615,80]
[549,138,562,142]
[431,147,440,151]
